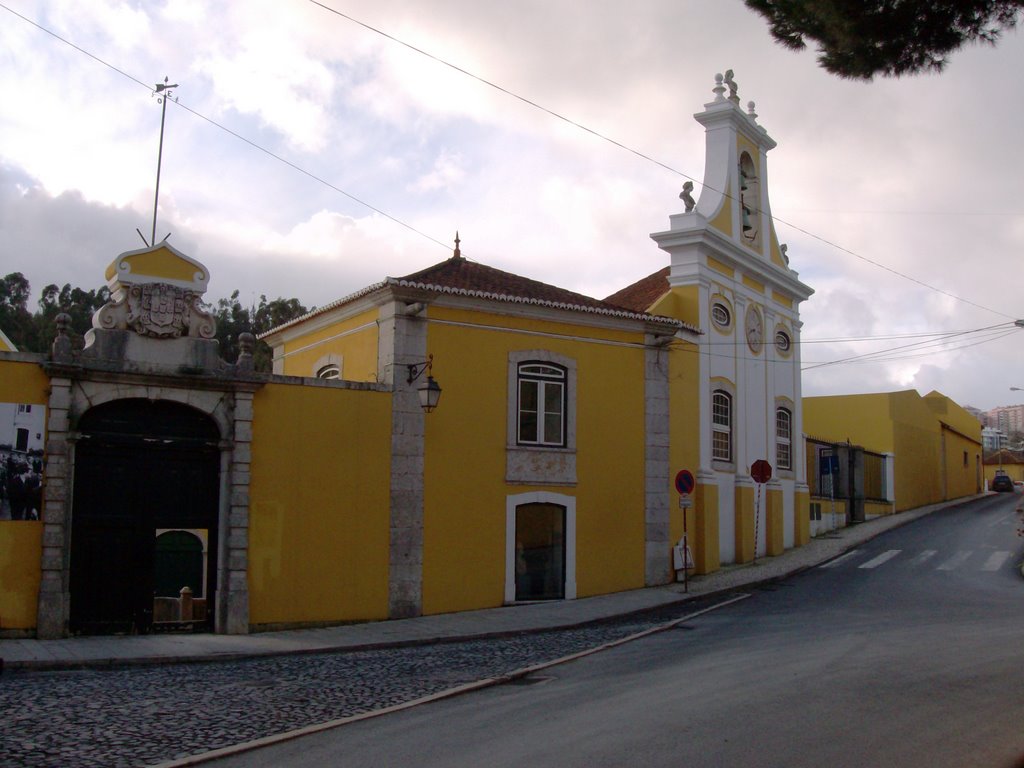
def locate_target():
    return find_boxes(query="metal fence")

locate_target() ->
[805,438,887,501]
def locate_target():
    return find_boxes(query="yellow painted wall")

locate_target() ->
[709,181,733,237]
[804,393,895,452]
[794,490,810,546]
[277,307,380,382]
[865,500,894,518]
[888,391,943,511]
[0,522,42,630]
[734,484,755,563]
[248,381,392,626]
[941,428,982,499]
[649,286,699,328]
[0,359,50,630]
[691,482,719,574]
[105,244,204,284]
[419,307,650,613]
[765,487,783,556]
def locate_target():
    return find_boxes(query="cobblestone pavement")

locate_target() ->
[0,595,731,768]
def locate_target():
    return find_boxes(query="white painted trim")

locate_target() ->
[505,491,577,603]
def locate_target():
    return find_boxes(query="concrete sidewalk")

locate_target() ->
[0,500,967,671]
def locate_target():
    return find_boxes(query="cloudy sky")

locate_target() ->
[1,0,1022,410]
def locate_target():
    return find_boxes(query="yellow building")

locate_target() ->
[804,389,982,520]
[2,73,823,639]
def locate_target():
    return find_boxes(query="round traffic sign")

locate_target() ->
[751,459,772,484]
[675,469,695,496]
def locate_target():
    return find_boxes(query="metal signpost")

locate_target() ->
[750,459,772,563]
[674,469,695,592]
[820,451,840,535]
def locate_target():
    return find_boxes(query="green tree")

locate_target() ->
[0,273,35,351]
[745,0,1023,79]
[35,283,110,353]
[212,291,308,371]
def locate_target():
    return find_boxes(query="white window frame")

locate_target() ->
[517,362,566,447]
[776,406,792,471]
[712,389,733,462]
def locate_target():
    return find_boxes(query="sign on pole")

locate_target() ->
[751,459,772,485]
[674,469,695,496]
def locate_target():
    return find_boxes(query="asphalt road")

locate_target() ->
[206,492,1024,768]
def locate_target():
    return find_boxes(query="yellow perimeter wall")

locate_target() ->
[805,389,981,513]
[248,381,392,626]
[0,358,49,630]
[420,307,652,614]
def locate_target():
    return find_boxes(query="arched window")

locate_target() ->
[711,302,731,329]
[712,390,732,461]
[775,329,792,355]
[517,362,566,447]
[316,363,340,380]
[776,407,792,471]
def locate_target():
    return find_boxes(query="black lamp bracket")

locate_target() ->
[407,354,434,384]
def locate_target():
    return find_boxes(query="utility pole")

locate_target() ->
[151,77,179,247]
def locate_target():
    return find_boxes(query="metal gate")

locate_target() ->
[69,399,220,635]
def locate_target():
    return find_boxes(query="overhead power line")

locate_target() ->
[306,0,1017,321]
[2,1,1016,323]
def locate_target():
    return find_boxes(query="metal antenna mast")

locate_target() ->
[151,77,179,247]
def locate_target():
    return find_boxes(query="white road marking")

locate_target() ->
[937,551,973,571]
[907,550,938,566]
[819,550,861,569]
[858,550,901,569]
[982,551,1012,572]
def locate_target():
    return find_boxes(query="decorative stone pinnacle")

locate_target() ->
[747,101,758,121]
[453,231,462,259]
[51,312,73,362]
[712,73,726,102]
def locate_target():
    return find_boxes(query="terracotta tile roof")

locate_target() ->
[603,267,670,313]
[261,255,685,338]
[390,255,658,319]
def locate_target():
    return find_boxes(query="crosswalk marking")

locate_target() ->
[819,550,861,569]
[858,550,901,569]
[907,549,938,566]
[819,549,1015,572]
[937,551,973,571]
[982,551,1012,572]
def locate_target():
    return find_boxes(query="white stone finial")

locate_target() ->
[747,101,758,122]
[712,73,726,102]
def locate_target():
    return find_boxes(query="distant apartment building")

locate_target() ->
[986,404,1024,436]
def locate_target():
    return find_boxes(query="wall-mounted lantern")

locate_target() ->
[407,354,442,413]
